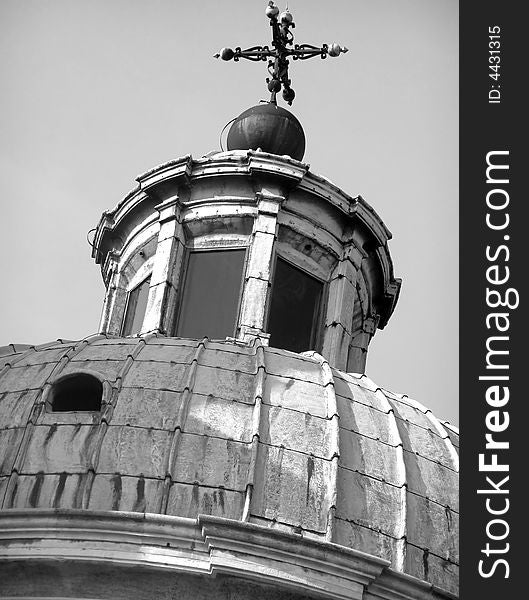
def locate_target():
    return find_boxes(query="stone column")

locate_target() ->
[347,315,378,373]
[322,243,366,371]
[237,192,283,344]
[99,253,127,335]
[141,196,186,335]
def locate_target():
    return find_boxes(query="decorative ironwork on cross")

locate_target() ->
[214,1,348,105]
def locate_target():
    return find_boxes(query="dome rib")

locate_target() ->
[422,408,459,474]
[376,390,459,585]
[161,336,208,515]
[303,352,339,541]
[373,387,407,573]
[84,333,154,510]
[242,338,265,522]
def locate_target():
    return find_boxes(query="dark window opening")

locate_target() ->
[50,374,103,412]
[268,257,324,353]
[176,249,245,339]
[122,276,151,336]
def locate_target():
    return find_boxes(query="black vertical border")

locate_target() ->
[460,2,525,598]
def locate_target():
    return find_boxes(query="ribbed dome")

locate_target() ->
[0,335,459,595]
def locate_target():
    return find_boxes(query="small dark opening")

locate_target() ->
[50,374,103,412]
[122,276,151,336]
[268,257,323,353]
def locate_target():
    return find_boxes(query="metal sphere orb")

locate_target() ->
[267,78,281,93]
[226,103,305,161]
[282,87,295,103]
[265,3,279,18]
[279,11,293,24]
[328,43,342,57]
[220,47,234,61]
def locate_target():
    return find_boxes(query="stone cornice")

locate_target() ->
[0,509,454,600]
[93,152,392,261]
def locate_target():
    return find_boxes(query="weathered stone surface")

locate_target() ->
[0,389,38,427]
[61,360,124,382]
[13,346,73,367]
[252,444,333,533]
[192,365,255,403]
[98,426,171,478]
[339,430,401,487]
[259,404,332,459]
[391,398,437,430]
[333,376,389,413]
[0,363,55,392]
[399,420,455,468]
[337,397,396,445]
[172,433,251,490]
[405,544,459,597]
[184,393,254,441]
[6,473,87,509]
[124,360,188,389]
[88,473,164,512]
[264,373,327,418]
[336,468,404,538]
[198,347,257,374]
[406,492,459,564]
[266,349,324,384]
[246,231,275,280]
[0,336,459,595]
[133,342,197,364]
[403,453,459,511]
[21,424,98,473]
[0,428,25,475]
[70,342,138,362]
[111,387,183,429]
[334,517,398,564]
[167,482,244,519]
[239,277,269,329]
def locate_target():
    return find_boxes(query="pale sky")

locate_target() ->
[0,0,458,424]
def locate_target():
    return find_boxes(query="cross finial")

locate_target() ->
[214,1,348,106]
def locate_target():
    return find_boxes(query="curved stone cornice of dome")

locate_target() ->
[94,152,393,255]
[0,509,458,600]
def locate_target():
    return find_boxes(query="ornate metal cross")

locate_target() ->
[215,1,348,105]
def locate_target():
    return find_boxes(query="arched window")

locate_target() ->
[268,257,324,353]
[49,373,103,412]
[122,276,151,336]
[176,249,246,339]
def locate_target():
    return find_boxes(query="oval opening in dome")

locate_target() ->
[49,373,103,412]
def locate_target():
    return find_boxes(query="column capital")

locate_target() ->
[155,195,183,224]
[255,191,285,216]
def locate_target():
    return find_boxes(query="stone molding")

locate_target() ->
[0,510,454,600]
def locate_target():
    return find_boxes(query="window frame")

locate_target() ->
[173,244,249,339]
[267,250,328,353]
[120,274,152,336]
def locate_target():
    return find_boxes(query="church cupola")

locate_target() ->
[92,1,400,373]
[92,149,400,372]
